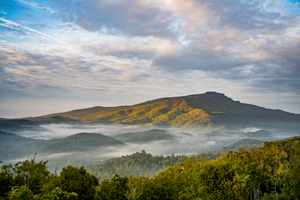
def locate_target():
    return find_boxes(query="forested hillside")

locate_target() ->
[1,135,299,199]
[0,131,124,161]
[86,151,220,178]
[42,132,124,153]
[213,139,265,153]
[0,130,46,161]
[1,92,300,131]
[40,92,300,129]
[113,129,174,143]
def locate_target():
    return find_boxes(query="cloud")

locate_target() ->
[1,0,300,117]
[50,0,176,37]
[0,18,57,40]
[15,0,56,14]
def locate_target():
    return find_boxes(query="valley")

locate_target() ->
[1,92,299,199]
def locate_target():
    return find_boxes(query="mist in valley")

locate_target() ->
[2,123,293,172]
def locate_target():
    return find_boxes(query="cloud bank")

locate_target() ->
[0,0,300,117]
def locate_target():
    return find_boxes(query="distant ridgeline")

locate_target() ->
[86,137,270,179]
[113,129,174,143]
[1,135,300,199]
[0,127,276,162]
[1,92,300,131]
[42,133,124,153]
[0,130,124,161]
[86,150,220,179]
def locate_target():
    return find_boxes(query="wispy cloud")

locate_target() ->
[0,0,300,117]
[0,18,57,40]
[15,0,56,14]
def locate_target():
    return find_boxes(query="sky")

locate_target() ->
[0,0,300,118]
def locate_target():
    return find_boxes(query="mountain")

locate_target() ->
[0,118,47,132]
[0,130,46,161]
[41,96,211,127]
[0,130,124,160]
[243,130,274,139]
[0,116,79,132]
[86,150,220,179]
[26,116,81,124]
[113,129,174,143]
[42,133,125,153]
[1,92,300,130]
[213,139,265,153]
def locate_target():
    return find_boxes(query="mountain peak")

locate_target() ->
[204,91,225,96]
[185,91,229,100]
[2,92,299,130]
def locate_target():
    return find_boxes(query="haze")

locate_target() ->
[5,123,291,171]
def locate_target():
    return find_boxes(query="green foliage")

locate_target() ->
[58,165,99,200]
[224,136,300,199]
[8,185,33,200]
[86,150,220,179]
[1,135,300,200]
[42,187,78,200]
[0,156,50,196]
[95,175,128,200]
[0,163,14,197]
[282,148,300,199]
[13,158,50,194]
[93,135,300,200]
[213,138,264,153]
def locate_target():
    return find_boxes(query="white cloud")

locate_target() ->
[0,0,300,117]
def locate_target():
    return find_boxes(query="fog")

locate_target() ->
[5,123,294,171]
[17,124,151,139]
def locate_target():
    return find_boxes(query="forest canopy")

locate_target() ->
[1,136,300,199]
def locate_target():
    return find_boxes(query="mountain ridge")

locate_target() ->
[1,92,300,130]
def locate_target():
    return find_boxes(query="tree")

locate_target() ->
[59,165,99,200]
[95,174,128,200]
[8,185,33,200]
[282,153,300,199]
[0,163,14,197]
[42,187,78,200]
[13,157,50,194]
[1,156,50,195]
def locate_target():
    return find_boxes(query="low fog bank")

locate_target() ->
[4,123,299,172]
[16,124,151,139]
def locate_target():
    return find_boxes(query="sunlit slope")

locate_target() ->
[79,98,211,127]
[26,116,81,124]
[42,106,130,120]
[32,92,300,128]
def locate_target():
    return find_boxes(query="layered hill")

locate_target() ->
[0,130,125,160]
[42,133,124,153]
[1,92,300,129]
[0,130,46,161]
[242,130,273,139]
[213,139,265,153]
[113,129,174,143]
[0,116,79,132]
